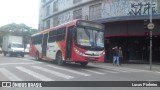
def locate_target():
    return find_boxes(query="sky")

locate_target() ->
[0,0,39,29]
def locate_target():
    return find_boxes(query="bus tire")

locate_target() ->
[35,52,40,60]
[80,62,88,66]
[56,52,64,65]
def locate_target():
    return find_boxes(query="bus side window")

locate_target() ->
[56,27,66,41]
[31,34,43,45]
[48,30,57,43]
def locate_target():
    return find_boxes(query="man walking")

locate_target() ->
[112,46,119,66]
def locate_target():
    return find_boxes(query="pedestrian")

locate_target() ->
[112,46,119,66]
[118,47,123,66]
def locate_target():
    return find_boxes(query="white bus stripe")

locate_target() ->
[82,69,105,74]
[46,65,90,76]
[16,66,53,81]
[0,68,22,81]
[32,66,74,79]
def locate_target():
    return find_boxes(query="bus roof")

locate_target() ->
[31,19,79,37]
[31,19,103,37]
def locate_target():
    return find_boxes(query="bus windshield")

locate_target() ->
[77,27,104,48]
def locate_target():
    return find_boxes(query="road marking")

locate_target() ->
[81,69,105,74]
[100,66,128,72]
[16,58,41,63]
[16,66,53,81]
[93,65,148,73]
[0,68,22,81]
[155,71,160,74]
[0,62,42,66]
[99,69,118,73]
[32,66,74,79]
[104,66,149,72]
[47,65,91,76]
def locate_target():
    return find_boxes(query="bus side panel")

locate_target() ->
[47,42,60,60]
[56,41,66,60]
[29,44,42,58]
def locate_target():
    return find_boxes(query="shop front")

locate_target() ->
[103,19,160,63]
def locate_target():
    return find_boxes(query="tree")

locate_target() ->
[0,23,38,45]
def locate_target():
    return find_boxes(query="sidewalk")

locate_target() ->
[91,62,160,72]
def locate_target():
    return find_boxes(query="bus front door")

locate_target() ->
[65,26,74,59]
[42,34,48,57]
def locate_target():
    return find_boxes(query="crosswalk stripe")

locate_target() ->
[16,58,42,63]
[116,68,147,72]
[99,69,118,73]
[46,65,91,76]
[0,68,22,81]
[92,64,149,72]
[32,66,74,79]
[82,69,105,74]
[118,67,149,72]
[16,66,53,81]
[101,66,148,72]
[101,66,128,72]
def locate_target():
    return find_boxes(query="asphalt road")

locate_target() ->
[0,54,160,90]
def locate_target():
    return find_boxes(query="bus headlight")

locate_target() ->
[74,48,84,56]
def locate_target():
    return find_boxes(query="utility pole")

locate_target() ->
[149,0,154,71]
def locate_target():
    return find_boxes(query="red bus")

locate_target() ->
[29,20,105,66]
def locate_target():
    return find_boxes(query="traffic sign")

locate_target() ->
[147,23,155,30]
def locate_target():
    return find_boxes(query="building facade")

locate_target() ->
[39,0,160,63]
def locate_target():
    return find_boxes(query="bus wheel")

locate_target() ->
[56,52,64,65]
[80,62,88,66]
[35,52,40,60]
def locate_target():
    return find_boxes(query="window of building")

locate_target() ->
[46,5,50,16]
[73,9,82,19]
[53,0,58,12]
[46,20,50,29]
[53,15,59,26]
[89,3,101,20]
[73,0,82,4]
